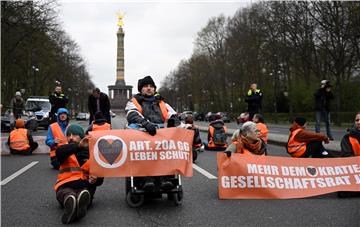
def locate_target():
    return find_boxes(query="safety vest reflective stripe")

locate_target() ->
[49,123,68,157]
[9,128,30,150]
[131,98,168,122]
[54,154,86,191]
[349,136,360,156]
[58,167,83,174]
[287,128,307,157]
[93,123,111,131]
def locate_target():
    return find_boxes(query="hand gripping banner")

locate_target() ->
[89,128,194,177]
[217,153,360,199]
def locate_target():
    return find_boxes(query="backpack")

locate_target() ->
[212,127,227,146]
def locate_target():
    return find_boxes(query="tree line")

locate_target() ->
[1,1,94,112]
[158,1,360,124]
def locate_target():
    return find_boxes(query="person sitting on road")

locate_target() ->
[86,111,111,134]
[54,124,104,224]
[7,119,38,155]
[182,114,202,162]
[205,113,227,150]
[340,112,360,156]
[46,108,70,169]
[125,75,177,191]
[286,117,329,158]
[225,121,266,157]
[252,114,269,143]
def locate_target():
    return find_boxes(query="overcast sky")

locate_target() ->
[58,1,252,94]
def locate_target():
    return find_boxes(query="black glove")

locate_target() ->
[225,151,232,158]
[141,120,157,136]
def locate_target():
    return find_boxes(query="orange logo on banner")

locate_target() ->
[217,153,360,199]
[89,128,194,177]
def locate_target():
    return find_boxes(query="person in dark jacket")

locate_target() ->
[49,84,69,123]
[125,75,177,191]
[7,119,38,155]
[205,114,228,150]
[182,114,202,162]
[314,80,334,140]
[88,88,111,125]
[340,112,360,157]
[55,124,103,224]
[244,83,263,119]
[10,91,25,119]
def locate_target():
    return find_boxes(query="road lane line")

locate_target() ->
[193,164,217,179]
[0,161,39,186]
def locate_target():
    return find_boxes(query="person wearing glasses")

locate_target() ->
[340,112,360,156]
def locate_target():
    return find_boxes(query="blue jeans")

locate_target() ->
[315,110,333,138]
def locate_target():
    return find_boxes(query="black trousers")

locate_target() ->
[10,142,38,155]
[301,141,326,158]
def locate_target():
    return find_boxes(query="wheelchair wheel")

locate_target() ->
[126,192,144,208]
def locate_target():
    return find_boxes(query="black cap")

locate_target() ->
[294,117,307,126]
[138,76,156,92]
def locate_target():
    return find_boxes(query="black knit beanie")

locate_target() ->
[294,117,307,126]
[138,76,156,92]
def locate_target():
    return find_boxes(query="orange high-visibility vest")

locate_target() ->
[234,141,265,156]
[208,125,228,148]
[93,123,111,131]
[132,98,168,122]
[349,136,360,156]
[9,128,30,151]
[54,154,87,190]
[49,123,68,157]
[287,128,307,157]
[257,122,269,143]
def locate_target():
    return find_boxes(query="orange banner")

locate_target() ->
[217,153,360,199]
[89,128,194,177]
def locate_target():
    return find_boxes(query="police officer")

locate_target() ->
[49,83,69,123]
[245,83,263,119]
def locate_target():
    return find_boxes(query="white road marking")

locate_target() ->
[0,161,39,186]
[193,164,217,179]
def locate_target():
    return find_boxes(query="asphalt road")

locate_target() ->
[1,116,359,226]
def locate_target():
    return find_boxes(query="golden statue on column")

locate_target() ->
[116,12,124,27]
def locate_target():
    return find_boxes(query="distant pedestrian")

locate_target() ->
[49,83,69,123]
[244,83,263,119]
[7,119,38,155]
[287,117,329,158]
[88,88,111,125]
[314,80,334,140]
[10,91,25,119]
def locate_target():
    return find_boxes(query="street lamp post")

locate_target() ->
[32,66,39,95]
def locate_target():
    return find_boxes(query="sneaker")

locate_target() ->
[143,180,155,192]
[322,151,329,156]
[77,190,90,220]
[62,195,77,224]
[160,181,174,191]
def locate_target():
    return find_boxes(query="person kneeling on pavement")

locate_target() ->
[54,124,103,224]
[7,119,38,155]
[287,117,329,158]
[225,121,266,157]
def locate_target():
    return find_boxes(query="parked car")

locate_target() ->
[76,112,88,121]
[205,112,216,122]
[180,111,193,121]
[218,112,231,123]
[1,109,12,132]
[25,96,51,129]
[193,112,205,121]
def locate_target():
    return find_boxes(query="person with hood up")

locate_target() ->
[205,113,228,150]
[225,121,266,157]
[287,117,330,158]
[46,108,70,169]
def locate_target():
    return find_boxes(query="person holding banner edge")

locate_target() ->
[125,75,178,192]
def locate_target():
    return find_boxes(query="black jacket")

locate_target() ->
[314,88,334,111]
[88,92,111,123]
[49,92,68,114]
[245,90,263,114]
[208,120,225,142]
[341,127,360,157]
